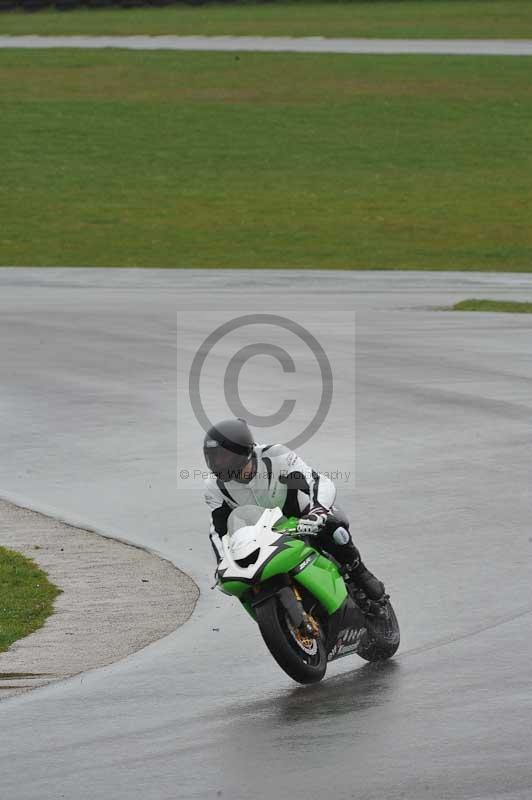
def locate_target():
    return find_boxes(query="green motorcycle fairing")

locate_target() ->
[260,537,315,581]
[292,552,347,614]
[267,516,348,614]
[218,536,313,598]
[219,513,348,617]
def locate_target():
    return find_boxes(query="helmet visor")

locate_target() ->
[204,444,250,481]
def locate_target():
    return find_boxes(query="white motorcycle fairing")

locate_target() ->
[218,507,287,583]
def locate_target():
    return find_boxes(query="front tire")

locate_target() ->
[255,596,327,684]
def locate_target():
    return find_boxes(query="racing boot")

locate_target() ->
[350,558,386,603]
[332,528,386,602]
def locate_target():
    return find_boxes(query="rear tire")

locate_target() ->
[358,600,400,662]
[255,596,327,684]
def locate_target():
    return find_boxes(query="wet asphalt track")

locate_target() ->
[0,269,531,800]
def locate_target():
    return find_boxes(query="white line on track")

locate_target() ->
[1,35,532,55]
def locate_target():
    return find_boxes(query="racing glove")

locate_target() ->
[297,506,329,535]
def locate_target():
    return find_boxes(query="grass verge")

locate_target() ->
[1,50,531,269]
[1,2,532,40]
[0,546,61,653]
[453,299,532,312]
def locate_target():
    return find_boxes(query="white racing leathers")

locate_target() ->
[205,444,336,564]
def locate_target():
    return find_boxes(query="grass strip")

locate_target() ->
[0,546,61,652]
[1,2,532,40]
[1,50,531,269]
[453,299,532,312]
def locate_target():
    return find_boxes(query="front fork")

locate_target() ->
[279,584,321,639]
[250,578,321,639]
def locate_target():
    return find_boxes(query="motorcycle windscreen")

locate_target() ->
[227,505,283,537]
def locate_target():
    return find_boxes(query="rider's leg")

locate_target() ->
[317,509,386,602]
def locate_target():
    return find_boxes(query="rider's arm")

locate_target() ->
[205,479,233,564]
[270,445,336,512]
[209,528,225,564]
[208,505,232,564]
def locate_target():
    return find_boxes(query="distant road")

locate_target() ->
[1,35,532,55]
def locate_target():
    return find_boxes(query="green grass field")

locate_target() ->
[453,299,532,312]
[0,546,61,653]
[1,50,531,269]
[2,1,532,39]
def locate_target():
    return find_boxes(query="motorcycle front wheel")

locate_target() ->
[255,596,327,684]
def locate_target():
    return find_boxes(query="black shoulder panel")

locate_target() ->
[216,479,237,505]
[211,502,232,536]
[263,456,273,488]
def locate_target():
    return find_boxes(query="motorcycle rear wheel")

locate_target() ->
[358,600,400,662]
[255,596,327,684]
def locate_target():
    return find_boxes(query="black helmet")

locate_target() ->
[203,418,254,482]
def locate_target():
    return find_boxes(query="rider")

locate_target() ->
[203,417,386,602]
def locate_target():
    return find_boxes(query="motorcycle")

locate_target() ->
[216,505,400,684]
